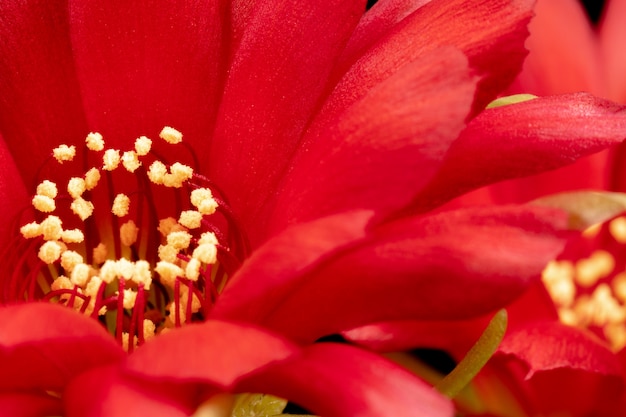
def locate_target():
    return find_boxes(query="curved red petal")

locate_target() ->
[415,93,626,211]
[268,47,475,231]
[600,0,626,102]
[0,391,63,417]
[0,303,124,391]
[68,0,224,155]
[0,135,29,241]
[65,364,194,417]
[124,320,298,389]
[208,0,365,243]
[0,1,88,185]
[238,343,454,417]
[211,211,373,323]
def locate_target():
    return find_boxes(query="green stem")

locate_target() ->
[435,309,508,398]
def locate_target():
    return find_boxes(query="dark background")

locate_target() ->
[366,0,606,23]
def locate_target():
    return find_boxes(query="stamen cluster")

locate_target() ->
[18,127,225,350]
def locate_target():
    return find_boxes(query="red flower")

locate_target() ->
[1,0,626,416]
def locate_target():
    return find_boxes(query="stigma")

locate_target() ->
[542,215,626,351]
[10,127,244,352]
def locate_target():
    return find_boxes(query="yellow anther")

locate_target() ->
[122,288,137,309]
[102,149,121,171]
[120,220,139,247]
[170,162,193,183]
[84,167,101,190]
[122,151,141,172]
[70,263,91,287]
[41,215,63,241]
[132,260,152,290]
[155,261,184,287]
[158,244,179,263]
[179,210,202,229]
[93,243,107,265]
[20,222,41,239]
[613,272,626,303]
[143,319,156,341]
[53,144,76,163]
[147,161,167,185]
[193,243,217,265]
[158,217,185,236]
[51,276,73,292]
[167,231,192,250]
[85,132,105,151]
[68,177,87,199]
[61,250,84,273]
[61,229,85,244]
[32,195,55,213]
[605,323,626,351]
[590,284,626,326]
[112,194,131,217]
[117,258,135,280]
[135,136,152,156]
[186,258,201,281]
[198,232,218,245]
[191,188,218,215]
[159,126,183,144]
[38,241,63,264]
[36,180,58,198]
[100,260,118,284]
[610,217,626,244]
[71,197,95,220]
[575,250,615,287]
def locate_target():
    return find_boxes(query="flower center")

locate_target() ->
[4,127,247,351]
[542,215,626,351]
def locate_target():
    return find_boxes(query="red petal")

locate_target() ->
[499,321,623,378]
[600,0,626,102]
[0,1,88,184]
[65,365,194,417]
[268,47,475,232]
[211,211,373,323]
[238,343,454,417]
[415,93,626,211]
[218,205,571,342]
[325,0,532,121]
[0,135,29,241]
[0,303,124,391]
[68,0,224,154]
[208,0,365,243]
[124,320,298,389]
[507,0,604,96]
[0,391,63,417]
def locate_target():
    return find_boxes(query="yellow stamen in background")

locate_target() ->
[84,167,101,190]
[68,177,86,199]
[610,217,626,243]
[159,126,183,144]
[574,250,614,288]
[102,149,121,171]
[120,220,139,247]
[135,136,152,156]
[93,243,107,264]
[111,193,131,217]
[52,144,76,163]
[85,132,105,151]
[71,197,95,220]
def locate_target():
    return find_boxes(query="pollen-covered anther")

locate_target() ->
[147,161,167,185]
[122,151,141,172]
[100,260,118,284]
[185,258,201,281]
[61,250,84,273]
[102,149,121,171]
[610,217,626,244]
[159,126,183,144]
[158,244,178,263]
[155,261,183,287]
[38,241,63,264]
[120,220,139,247]
[32,195,55,213]
[84,168,101,190]
[542,260,576,307]
[167,231,192,250]
[193,243,217,265]
[117,258,135,280]
[20,222,41,239]
[132,260,152,290]
[112,194,130,217]
[190,188,218,215]
[70,263,91,287]
[122,288,137,309]
[51,276,73,292]
[61,229,85,244]
[162,162,193,188]
[158,217,186,236]
[199,232,218,245]
[71,197,95,221]
[135,136,152,156]
[86,132,105,151]
[68,177,87,199]
[93,243,107,265]
[37,180,58,198]
[40,215,63,241]
[575,250,615,287]
[53,144,76,163]
[179,210,202,229]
